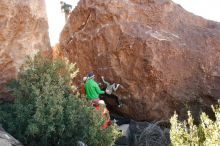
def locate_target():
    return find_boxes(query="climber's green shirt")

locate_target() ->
[85,78,105,100]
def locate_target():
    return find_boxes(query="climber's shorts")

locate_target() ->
[91,99,105,107]
[91,98,100,107]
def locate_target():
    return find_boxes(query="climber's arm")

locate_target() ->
[94,83,105,95]
[101,76,110,86]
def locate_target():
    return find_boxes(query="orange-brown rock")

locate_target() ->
[0,0,50,100]
[52,44,65,59]
[60,0,220,121]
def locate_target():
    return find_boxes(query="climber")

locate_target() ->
[101,76,123,107]
[101,76,120,94]
[85,72,108,107]
[60,1,72,22]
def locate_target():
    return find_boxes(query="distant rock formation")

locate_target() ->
[60,0,220,121]
[0,0,50,100]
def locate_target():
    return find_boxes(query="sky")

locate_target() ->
[45,0,220,46]
[172,0,220,22]
[45,0,79,46]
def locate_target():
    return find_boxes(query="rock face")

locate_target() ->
[60,0,220,121]
[0,126,23,146]
[0,0,50,100]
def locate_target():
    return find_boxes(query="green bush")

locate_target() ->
[170,102,220,146]
[0,54,120,146]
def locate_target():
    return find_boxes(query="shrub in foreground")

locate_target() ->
[170,102,220,146]
[0,54,120,146]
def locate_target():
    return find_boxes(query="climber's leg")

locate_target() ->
[112,83,120,91]
[109,94,123,108]
[116,97,123,108]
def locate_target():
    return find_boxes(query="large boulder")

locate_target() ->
[0,0,50,100]
[60,0,220,121]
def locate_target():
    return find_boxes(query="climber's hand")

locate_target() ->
[105,89,110,94]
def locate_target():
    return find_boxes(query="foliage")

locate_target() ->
[170,102,220,146]
[0,54,120,146]
[134,123,170,146]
